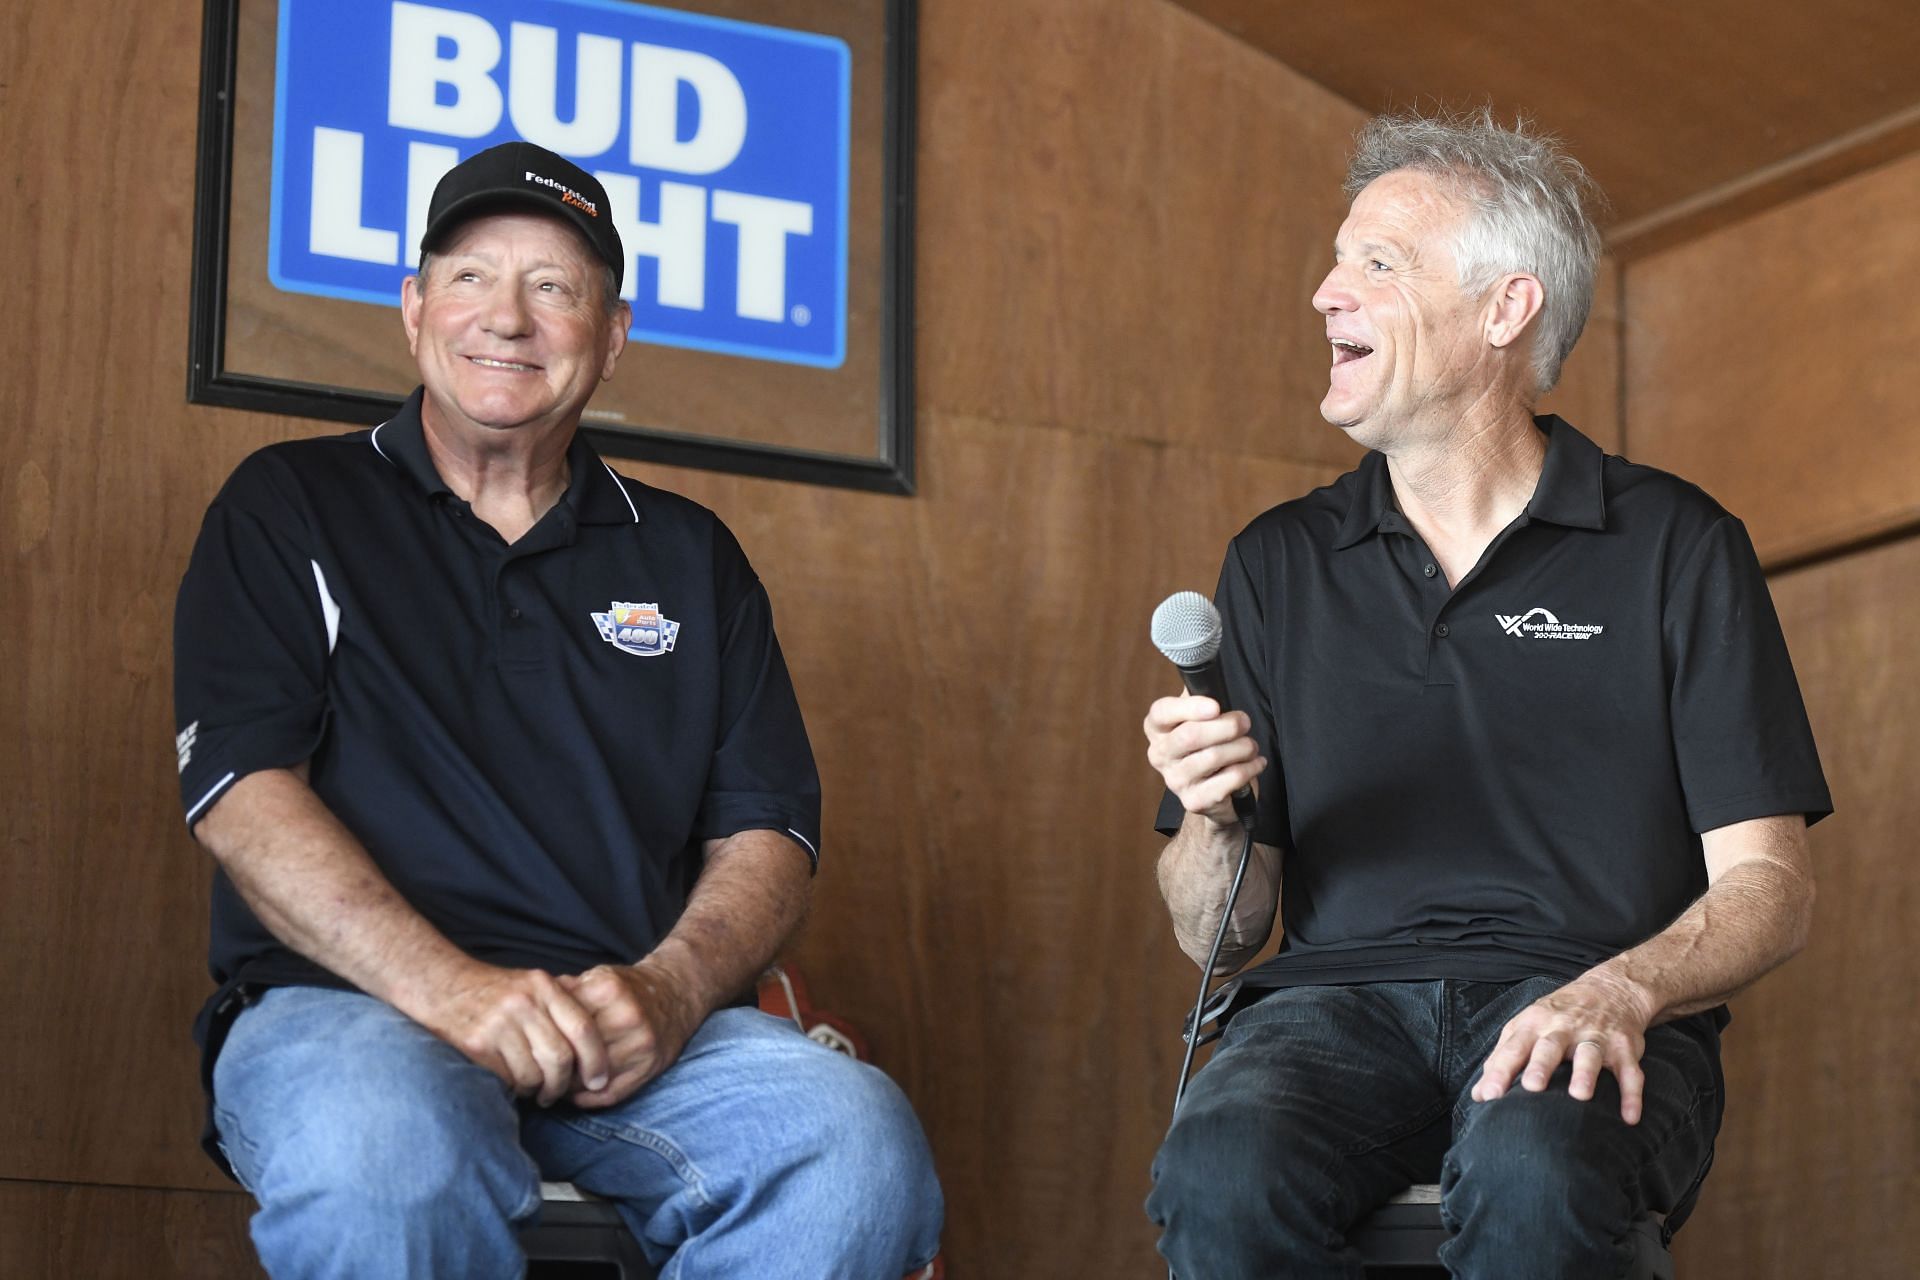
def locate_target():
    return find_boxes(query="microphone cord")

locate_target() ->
[1171,817,1255,1118]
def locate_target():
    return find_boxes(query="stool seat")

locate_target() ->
[1349,1185,1673,1277]
[522,1181,655,1279]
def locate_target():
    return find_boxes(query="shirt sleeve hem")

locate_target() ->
[177,710,332,832]
[1687,788,1835,835]
[183,771,241,828]
[696,812,821,872]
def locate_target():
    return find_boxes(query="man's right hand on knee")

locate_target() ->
[404,961,611,1106]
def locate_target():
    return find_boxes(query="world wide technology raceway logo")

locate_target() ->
[270,0,851,367]
[1494,608,1607,641]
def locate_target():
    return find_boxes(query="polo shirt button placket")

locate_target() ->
[494,561,536,664]
[1434,622,1450,638]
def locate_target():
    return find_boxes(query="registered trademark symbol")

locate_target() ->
[790,304,812,326]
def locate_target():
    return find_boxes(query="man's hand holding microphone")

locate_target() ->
[1146,593,1281,978]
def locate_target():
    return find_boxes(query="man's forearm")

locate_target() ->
[638,828,813,1022]
[193,767,477,1015]
[1155,812,1281,973]
[1590,845,1815,1026]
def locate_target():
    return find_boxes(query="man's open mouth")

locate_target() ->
[1330,338,1374,366]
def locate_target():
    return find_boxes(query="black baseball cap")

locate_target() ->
[420,141,625,292]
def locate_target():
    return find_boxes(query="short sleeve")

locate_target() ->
[1665,516,1831,833]
[173,467,333,830]
[691,528,822,869]
[1154,537,1293,849]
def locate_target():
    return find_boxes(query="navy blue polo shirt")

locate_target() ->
[1157,415,1831,989]
[175,388,821,1002]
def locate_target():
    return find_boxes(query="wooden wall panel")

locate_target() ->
[916,0,1368,469]
[1539,255,1622,454]
[1668,534,1920,1280]
[1170,0,1920,234]
[1623,150,1920,566]
[0,0,308,1192]
[0,1181,263,1279]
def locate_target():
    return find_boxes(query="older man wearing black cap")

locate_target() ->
[173,141,943,1278]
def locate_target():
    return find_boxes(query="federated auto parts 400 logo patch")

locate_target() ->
[593,601,680,656]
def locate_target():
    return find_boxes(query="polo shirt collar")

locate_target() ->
[369,387,643,527]
[1331,449,1397,550]
[1523,414,1607,532]
[1331,413,1606,550]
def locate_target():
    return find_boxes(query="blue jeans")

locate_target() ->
[1147,978,1722,1279]
[213,986,944,1279]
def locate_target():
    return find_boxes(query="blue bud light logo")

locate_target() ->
[271,0,850,367]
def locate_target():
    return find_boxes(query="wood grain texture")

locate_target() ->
[1668,535,1920,1280]
[0,1180,263,1279]
[0,0,312,1192]
[916,0,1369,468]
[1172,0,1920,233]
[1607,101,1920,260]
[1539,255,1622,453]
[1622,149,1920,567]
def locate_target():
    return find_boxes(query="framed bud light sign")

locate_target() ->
[190,0,915,493]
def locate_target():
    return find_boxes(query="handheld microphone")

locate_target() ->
[1151,590,1263,1122]
[1151,591,1256,827]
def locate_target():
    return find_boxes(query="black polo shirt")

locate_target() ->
[1157,415,1831,989]
[175,388,821,1004]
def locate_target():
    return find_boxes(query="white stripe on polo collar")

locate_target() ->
[600,460,640,523]
[370,418,396,465]
[372,420,636,525]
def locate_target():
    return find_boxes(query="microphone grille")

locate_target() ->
[1151,591,1223,668]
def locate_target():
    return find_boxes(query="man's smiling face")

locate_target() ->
[1312,169,1493,451]
[402,210,628,441]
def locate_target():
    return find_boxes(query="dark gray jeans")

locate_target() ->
[1147,977,1722,1279]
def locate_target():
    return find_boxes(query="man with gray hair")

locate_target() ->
[1143,110,1828,1276]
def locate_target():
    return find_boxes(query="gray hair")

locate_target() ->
[416,250,623,317]
[1344,108,1604,394]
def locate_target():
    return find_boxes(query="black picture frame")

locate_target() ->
[188,0,916,494]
